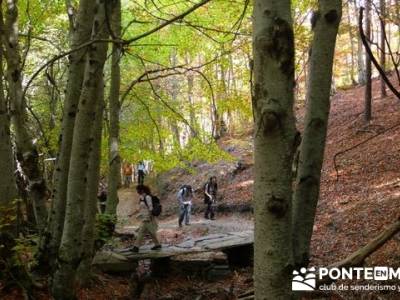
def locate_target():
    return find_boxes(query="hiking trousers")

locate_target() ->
[179,203,191,225]
[205,202,215,219]
[134,219,160,247]
[138,170,145,185]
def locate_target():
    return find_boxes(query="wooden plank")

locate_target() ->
[106,231,254,261]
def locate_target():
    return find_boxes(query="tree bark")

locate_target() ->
[365,0,372,122]
[346,0,357,85]
[0,6,32,291]
[292,0,342,268]
[0,40,16,206]
[380,0,387,97]
[170,49,181,148]
[353,0,366,84]
[78,77,105,286]
[105,0,121,216]
[185,54,197,139]
[43,0,96,269]
[2,0,47,232]
[252,0,297,298]
[51,1,110,298]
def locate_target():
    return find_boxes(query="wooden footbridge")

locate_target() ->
[93,230,254,273]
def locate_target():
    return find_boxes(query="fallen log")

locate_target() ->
[238,218,400,299]
[329,218,400,268]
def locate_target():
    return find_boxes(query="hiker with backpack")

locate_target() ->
[177,185,193,227]
[131,185,162,252]
[204,176,218,220]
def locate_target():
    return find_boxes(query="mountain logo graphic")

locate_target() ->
[292,267,316,291]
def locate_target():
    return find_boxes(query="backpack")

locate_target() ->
[143,195,162,217]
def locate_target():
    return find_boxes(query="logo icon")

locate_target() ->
[292,267,316,291]
[374,267,389,281]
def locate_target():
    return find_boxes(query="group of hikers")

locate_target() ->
[122,161,148,187]
[130,176,218,253]
[97,159,219,253]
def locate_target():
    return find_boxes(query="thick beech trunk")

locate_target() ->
[51,1,110,298]
[292,0,342,268]
[44,0,96,268]
[252,1,297,298]
[78,78,105,286]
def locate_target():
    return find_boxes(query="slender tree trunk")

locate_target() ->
[2,0,47,231]
[170,50,181,148]
[106,0,121,215]
[292,0,342,268]
[78,77,104,286]
[365,0,372,122]
[219,60,229,136]
[354,0,366,84]
[252,0,297,298]
[51,1,110,298]
[347,0,357,85]
[210,92,221,139]
[43,0,96,269]
[185,53,197,139]
[380,0,387,97]
[187,71,197,138]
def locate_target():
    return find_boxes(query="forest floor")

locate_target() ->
[3,77,400,299]
[114,76,400,299]
[104,76,400,299]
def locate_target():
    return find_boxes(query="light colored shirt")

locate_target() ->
[138,194,153,221]
[178,188,192,205]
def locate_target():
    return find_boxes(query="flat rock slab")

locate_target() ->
[100,230,254,261]
[92,251,137,273]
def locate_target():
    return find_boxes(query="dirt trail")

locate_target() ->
[115,186,253,246]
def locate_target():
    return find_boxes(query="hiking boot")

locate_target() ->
[151,245,162,251]
[130,246,139,253]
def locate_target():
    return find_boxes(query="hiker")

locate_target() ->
[122,162,133,188]
[131,185,162,252]
[97,181,107,213]
[204,176,218,220]
[137,161,146,185]
[177,185,193,227]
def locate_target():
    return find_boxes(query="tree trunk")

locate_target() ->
[0,6,32,291]
[365,0,372,122]
[292,0,342,268]
[77,77,105,286]
[170,50,181,148]
[380,0,387,97]
[354,0,366,84]
[2,0,47,232]
[346,0,357,85]
[106,0,121,216]
[185,54,197,139]
[252,0,297,298]
[51,1,110,298]
[0,44,16,205]
[43,0,96,270]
